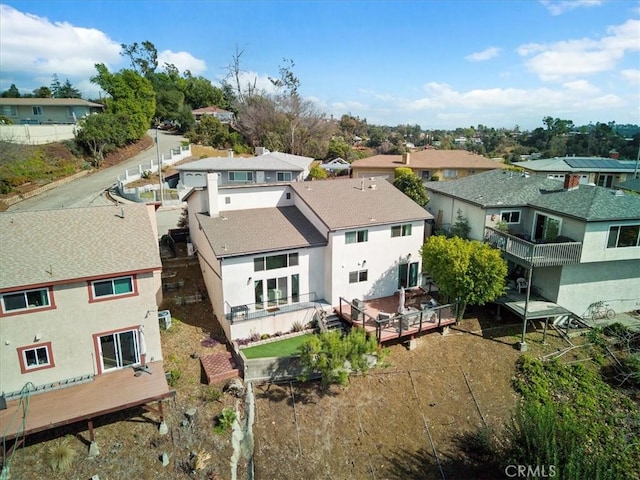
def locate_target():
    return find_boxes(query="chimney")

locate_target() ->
[609,150,619,160]
[227,149,234,158]
[206,172,220,217]
[563,174,580,190]
[402,152,410,165]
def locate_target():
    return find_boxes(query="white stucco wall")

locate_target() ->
[0,272,162,394]
[218,185,293,212]
[581,221,640,263]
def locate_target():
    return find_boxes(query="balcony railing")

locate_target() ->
[225,292,325,323]
[484,227,582,267]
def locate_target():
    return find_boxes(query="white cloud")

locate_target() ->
[157,50,207,75]
[0,5,121,82]
[518,19,640,81]
[465,47,500,62]
[562,79,599,94]
[540,0,602,16]
[620,69,640,83]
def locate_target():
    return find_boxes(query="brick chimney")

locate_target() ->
[402,152,410,165]
[563,174,580,190]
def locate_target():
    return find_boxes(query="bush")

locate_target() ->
[202,386,223,402]
[309,164,327,179]
[46,437,76,472]
[214,408,237,434]
[167,368,182,387]
[290,321,305,333]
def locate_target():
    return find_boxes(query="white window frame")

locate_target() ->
[607,224,640,249]
[91,276,134,299]
[345,229,368,244]
[19,343,53,371]
[1,287,51,313]
[348,269,368,283]
[228,171,254,182]
[443,169,458,178]
[500,210,521,224]
[1,105,17,117]
[32,106,43,116]
[391,224,413,237]
[276,172,292,182]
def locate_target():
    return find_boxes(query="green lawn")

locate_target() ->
[241,334,312,359]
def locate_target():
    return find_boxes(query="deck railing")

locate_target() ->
[225,292,324,323]
[484,227,582,267]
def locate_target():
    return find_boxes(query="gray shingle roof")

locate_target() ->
[196,206,327,257]
[0,204,162,291]
[517,156,634,172]
[177,152,314,173]
[0,98,103,108]
[290,177,432,230]
[426,169,640,221]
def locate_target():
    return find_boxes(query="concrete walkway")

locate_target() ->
[590,311,640,332]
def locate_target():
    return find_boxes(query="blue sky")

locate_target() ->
[1,0,638,130]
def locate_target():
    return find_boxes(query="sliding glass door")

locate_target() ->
[98,329,139,372]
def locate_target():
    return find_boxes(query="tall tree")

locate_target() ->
[393,168,429,207]
[421,236,507,321]
[1,84,21,98]
[120,41,158,77]
[32,86,52,98]
[91,63,156,141]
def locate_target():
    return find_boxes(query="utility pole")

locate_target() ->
[156,127,164,205]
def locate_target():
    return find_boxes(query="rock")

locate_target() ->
[185,407,197,419]
[190,351,199,359]
[88,441,100,458]
[161,452,169,467]
[181,419,189,427]
[158,421,169,435]
[224,378,245,398]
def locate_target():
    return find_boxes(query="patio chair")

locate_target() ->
[516,278,528,294]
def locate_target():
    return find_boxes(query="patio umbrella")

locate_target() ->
[398,286,406,314]
[138,325,147,366]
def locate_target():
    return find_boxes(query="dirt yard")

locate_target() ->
[5,252,590,480]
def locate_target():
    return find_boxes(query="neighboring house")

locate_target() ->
[425,169,640,317]
[515,156,636,188]
[191,106,234,124]
[320,157,351,173]
[184,175,432,340]
[615,177,640,195]
[0,204,166,399]
[0,98,103,124]
[350,150,506,182]
[176,150,315,190]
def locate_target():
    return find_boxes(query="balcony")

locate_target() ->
[225,292,327,323]
[484,227,582,267]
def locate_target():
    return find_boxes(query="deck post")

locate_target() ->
[87,419,100,457]
[542,317,549,344]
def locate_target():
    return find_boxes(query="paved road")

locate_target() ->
[7,129,187,212]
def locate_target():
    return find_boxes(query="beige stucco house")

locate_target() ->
[350,150,506,181]
[0,204,165,398]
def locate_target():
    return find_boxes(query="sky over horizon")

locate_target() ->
[1,0,639,131]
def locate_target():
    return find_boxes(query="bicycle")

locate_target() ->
[589,301,615,321]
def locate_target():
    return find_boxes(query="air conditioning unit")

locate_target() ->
[158,310,172,330]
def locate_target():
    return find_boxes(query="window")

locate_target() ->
[18,342,54,373]
[286,192,291,200]
[597,174,614,188]
[225,196,231,204]
[277,172,292,182]
[97,329,139,373]
[266,277,288,306]
[1,105,17,116]
[500,210,521,224]
[32,106,43,116]
[420,170,431,180]
[1,288,51,314]
[228,171,254,182]
[345,229,368,244]
[391,224,412,237]
[91,276,134,300]
[349,270,368,283]
[533,213,561,243]
[607,225,640,248]
[254,253,299,272]
[443,169,458,178]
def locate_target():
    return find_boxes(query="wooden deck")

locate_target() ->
[336,290,457,343]
[0,361,174,442]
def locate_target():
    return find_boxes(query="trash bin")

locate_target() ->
[158,310,172,330]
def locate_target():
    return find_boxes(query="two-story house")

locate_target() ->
[516,156,636,188]
[0,204,171,446]
[184,174,432,340]
[176,150,315,194]
[350,150,506,182]
[425,169,640,317]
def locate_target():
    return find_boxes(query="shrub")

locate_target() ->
[249,330,261,342]
[309,164,327,179]
[214,408,237,434]
[260,333,271,340]
[46,437,76,472]
[167,368,182,387]
[201,336,219,348]
[202,386,223,402]
[290,321,305,333]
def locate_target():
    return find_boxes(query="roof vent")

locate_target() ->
[368,184,377,190]
[614,190,624,196]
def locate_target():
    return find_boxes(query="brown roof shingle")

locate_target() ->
[351,150,506,170]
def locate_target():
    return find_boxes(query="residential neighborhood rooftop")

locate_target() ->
[0,204,161,290]
[290,176,433,230]
[177,151,314,173]
[516,156,634,172]
[0,98,104,107]
[350,150,506,170]
[196,206,327,257]
[426,169,640,221]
